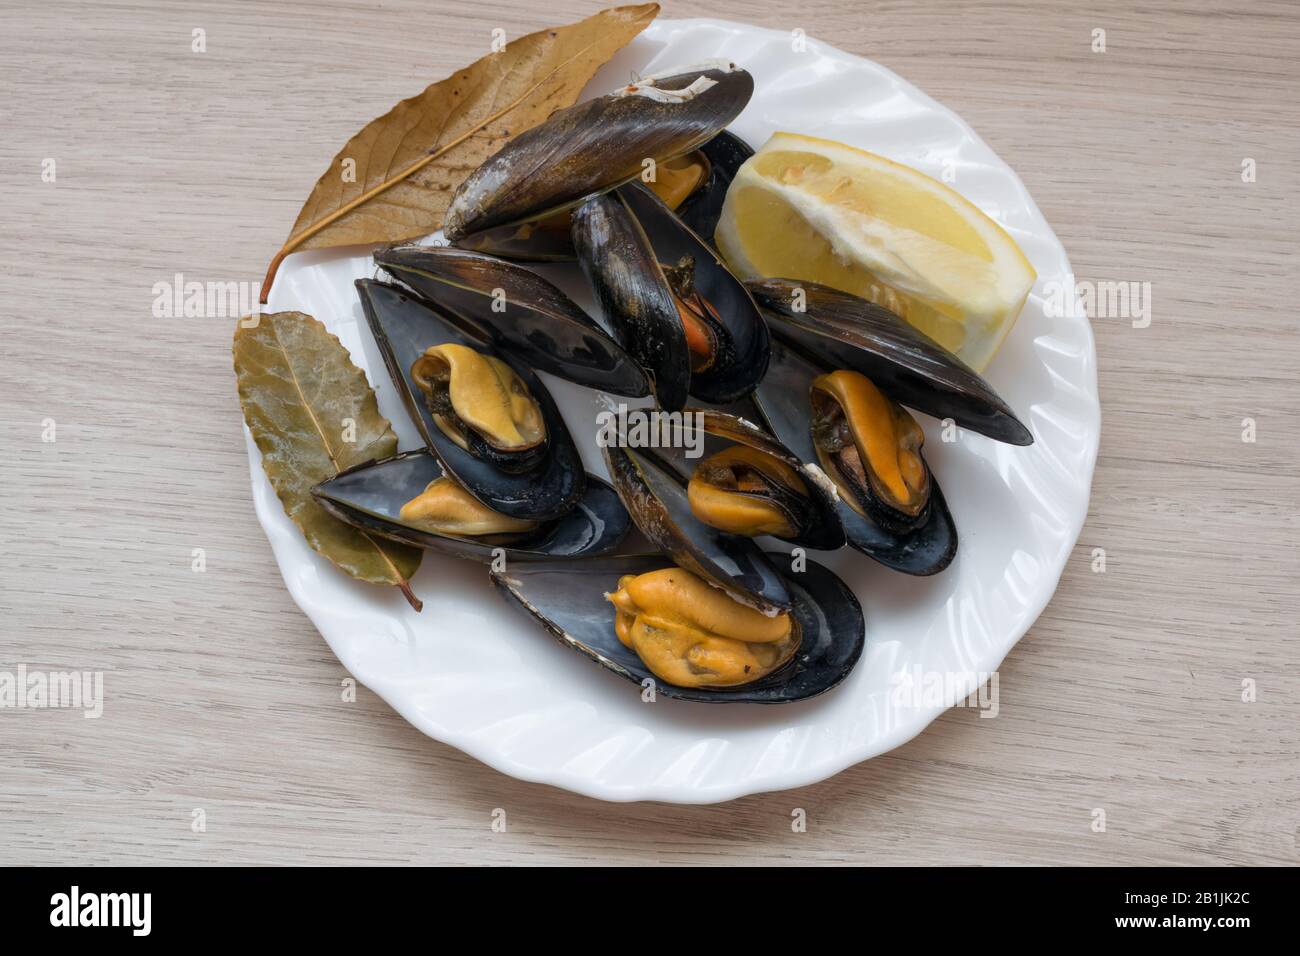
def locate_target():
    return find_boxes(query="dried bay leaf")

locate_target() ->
[234,312,424,609]
[260,3,659,301]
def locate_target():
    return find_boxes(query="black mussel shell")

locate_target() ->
[748,278,1032,445]
[374,245,650,398]
[451,213,579,263]
[572,191,691,411]
[311,451,629,562]
[356,279,585,522]
[675,129,754,241]
[621,183,769,404]
[444,65,754,243]
[491,553,864,703]
[754,335,957,575]
[839,478,956,575]
[661,409,846,551]
[572,183,769,409]
[603,440,792,615]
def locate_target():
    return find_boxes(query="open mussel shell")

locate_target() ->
[748,279,1032,446]
[680,409,846,551]
[573,183,769,408]
[754,335,957,575]
[444,63,754,248]
[674,129,754,241]
[356,279,585,522]
[491,553,864,703]
[312,451,629,561]
[572,190,691,410]
[603,440,792,615]
[374,245,649,397]
[623,183,770,403]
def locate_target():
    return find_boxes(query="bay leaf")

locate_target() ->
[260,3,659,301]
[233,311,424,610]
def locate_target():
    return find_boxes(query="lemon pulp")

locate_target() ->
[715,132,1036,370]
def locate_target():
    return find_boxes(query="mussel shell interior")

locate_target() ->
[618,183,770,404]
[451,211,582,262]
[490,552,865,704]
[674,129,755,242]
[355,279,586,522]
[375,245,650,398]
[311,451,630,562]
[603,442,793,614]
[755,336,957,575]
[749,279,1032,446]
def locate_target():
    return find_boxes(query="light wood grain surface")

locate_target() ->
[2,0,1297,866]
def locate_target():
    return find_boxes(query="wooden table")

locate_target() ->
[3,0,1296,865]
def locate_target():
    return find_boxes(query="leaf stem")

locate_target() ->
[398,580,424,612]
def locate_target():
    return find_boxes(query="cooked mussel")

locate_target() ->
[689,446,812,540]
[635,126,753,236]
[569,191,689,410]
[748,278,1033,445]
[374,245,650,397]
[754,335,957,575]
[444,63,754,254]
[647,150,712,210]
[608,566,800,688]
[492,553,864,703]
[603,436,792,616]
[313,451,630,562]
[683,409,844,551]
[410,343,548,474]
[672,129,754,241]
[572,184,769,408]
[810,370,930,535]
[356,278,585,522]
[600,407,846,613]
[441,63,763,408]
[399,475,539,537]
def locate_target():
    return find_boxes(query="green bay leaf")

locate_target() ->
[234,311,423,608]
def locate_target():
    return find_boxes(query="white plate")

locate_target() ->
[250,17,1099,803]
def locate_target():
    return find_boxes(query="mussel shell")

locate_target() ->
[452,129,753,263]
[603,441,792,615]
[623,183,770,404]
[374,245,650,398]
[491,553,865,703]
[755,335,957,575]
[748,279,1032,446]
[451,213,578,262]
[674,129,754,241]
[444,64,754,243]
[572,183,770,408]
[671,409,846,551]
[356,279,585,522]
[572,192,691,411]
[312,451,629,561]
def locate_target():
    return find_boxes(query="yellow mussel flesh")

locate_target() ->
[605,566,799,688]
[687,445,810,540]
[810,369,930,530]
[411,343,546,454]
[399,477,539,537]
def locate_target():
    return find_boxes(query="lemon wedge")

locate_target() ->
[715,132,1035,370]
